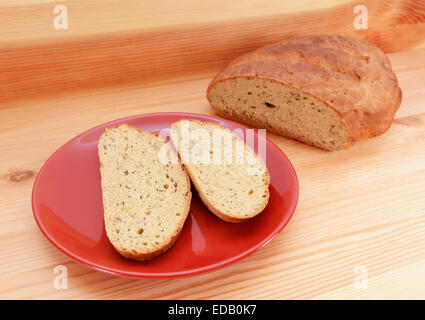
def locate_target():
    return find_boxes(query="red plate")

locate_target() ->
[32,112,298,278]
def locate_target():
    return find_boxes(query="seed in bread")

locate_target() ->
[98,124,192,261]
[170,119,269,223]
[207,34,402,151]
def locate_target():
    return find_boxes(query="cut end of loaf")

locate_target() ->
[98,124,191,261]
[208,78,352,151]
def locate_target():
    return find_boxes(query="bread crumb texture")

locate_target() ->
[209,78,351,150]
[171,119,270,223]
[98,124,191,260]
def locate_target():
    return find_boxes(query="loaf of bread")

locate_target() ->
[207,35,402,150]
[98,124,192,260]
[170,119,269,223]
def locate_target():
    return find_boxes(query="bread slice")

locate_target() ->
[170,119,269,223]
[98,124,192,261]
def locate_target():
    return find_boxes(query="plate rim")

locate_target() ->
[32,112,299,278]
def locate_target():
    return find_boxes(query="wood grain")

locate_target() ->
[1,0,425,104]
[1,47,425,299]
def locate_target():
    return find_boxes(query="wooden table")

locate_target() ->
[1,0,425,299]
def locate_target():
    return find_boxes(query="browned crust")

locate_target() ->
[98,124,192,261]
[206,34,402,148]
[192,171,270,223]
[170,119,270,223]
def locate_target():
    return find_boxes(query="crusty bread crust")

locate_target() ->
[170,119,270,223]
[98,124,192,261]
[192,171,270,223]
[207,35,402,148]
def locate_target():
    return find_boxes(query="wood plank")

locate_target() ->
[1,0,424,47]
[1,0,425,104]
[314,258,425,300]
[0,0,350,39]
[1,48,425,299]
